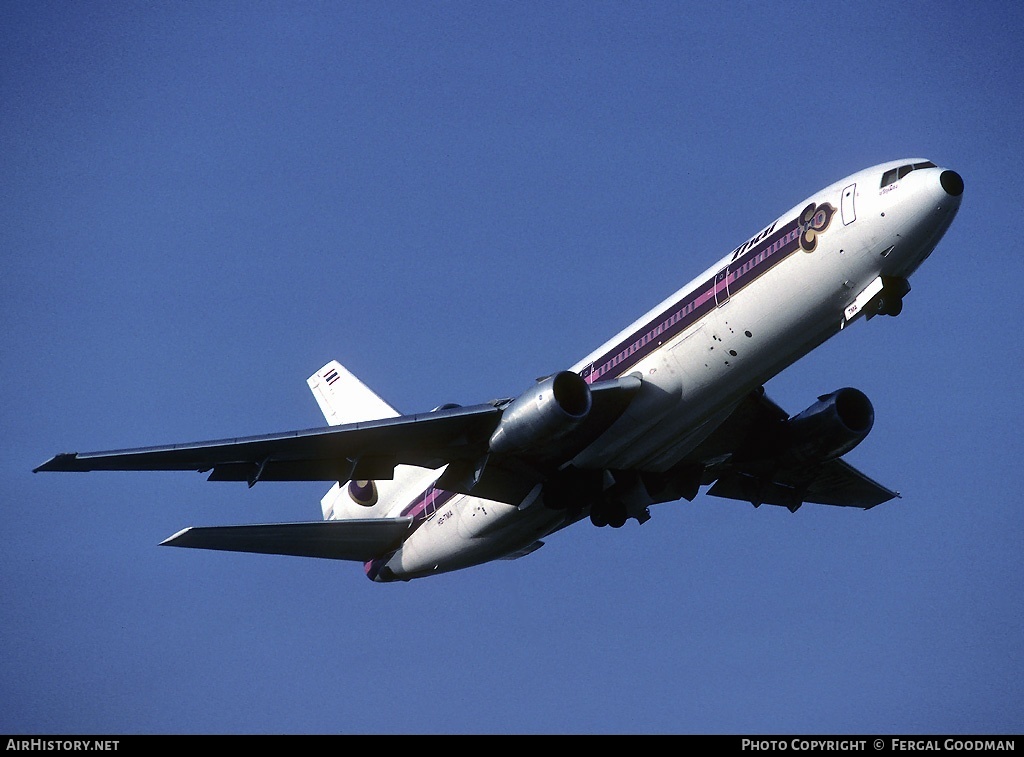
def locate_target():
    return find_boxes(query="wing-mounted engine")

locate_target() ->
[776,387,874,467]
[434,371,642,506]
[705,387,888,511]
[487,371,592,455]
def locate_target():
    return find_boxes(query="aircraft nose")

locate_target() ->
[940,170,964,197]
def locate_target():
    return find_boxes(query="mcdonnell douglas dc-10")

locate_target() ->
[35,160,964,582]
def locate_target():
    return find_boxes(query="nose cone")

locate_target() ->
[891,165,963,275]
[940,170,964,197]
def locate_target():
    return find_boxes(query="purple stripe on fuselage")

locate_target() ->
[581,214,805,383]
[363,485,460,580]
[401,485,456,521]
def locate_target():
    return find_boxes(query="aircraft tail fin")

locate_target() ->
[308,360,438,522]
[307,360,400,426]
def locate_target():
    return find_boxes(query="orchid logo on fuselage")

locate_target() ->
[798,202,836,252]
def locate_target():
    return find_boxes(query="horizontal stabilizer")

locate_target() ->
[161,517,414,562]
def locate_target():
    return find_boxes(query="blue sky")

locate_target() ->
[3,0,1022,735]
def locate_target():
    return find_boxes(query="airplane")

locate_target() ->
[34,159,964,582]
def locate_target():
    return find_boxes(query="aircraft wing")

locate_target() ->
[705,459,897,510]
[33,375,643,505]
[161,518,414,561]
[33,401,504,483]
[34,375,893,511]
[690,389,898,510]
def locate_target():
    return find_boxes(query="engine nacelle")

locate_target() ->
[488,371,592,455]
[780,387,875,466]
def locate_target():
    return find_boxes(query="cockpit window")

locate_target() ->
[880,161,938,188]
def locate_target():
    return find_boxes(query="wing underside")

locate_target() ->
[705,459,896,509]
[32,401,504,483]
[33,375,643,507]
[686,389,898,510]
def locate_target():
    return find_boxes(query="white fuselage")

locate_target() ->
[369,160,962,581]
